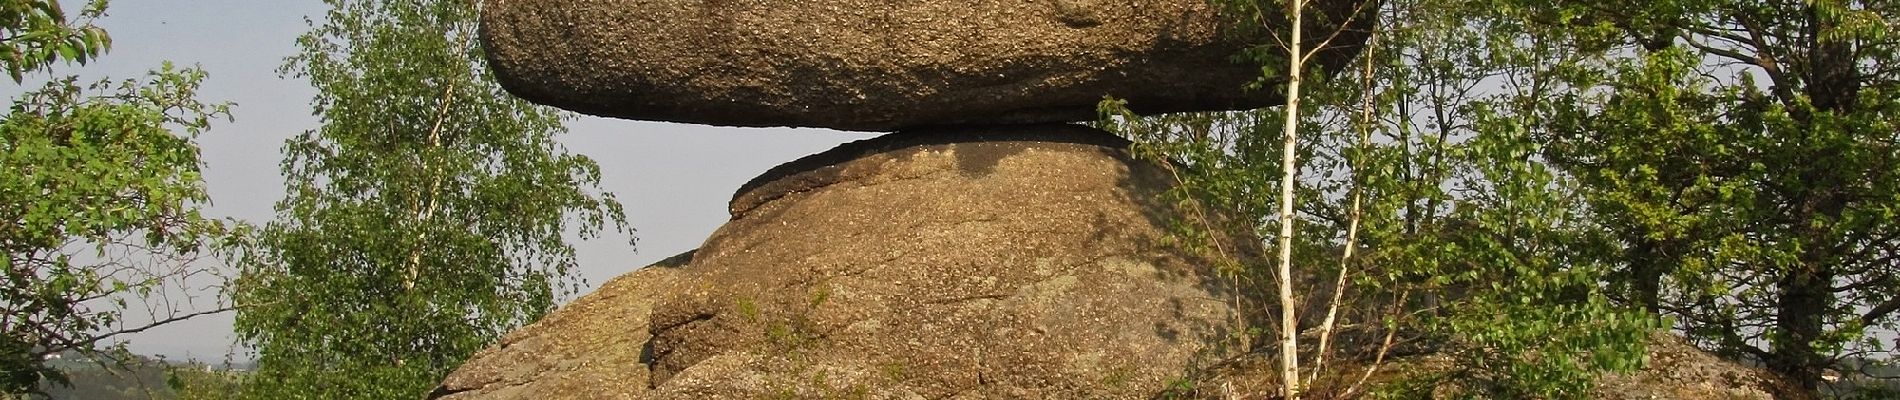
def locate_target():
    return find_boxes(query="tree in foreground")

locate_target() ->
[232,0,629,398]
[1113,0,1900,397]
[1103,0,1655,397]
[1,0,237,396]
[1535,0,1900,393]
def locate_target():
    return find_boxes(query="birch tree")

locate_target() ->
[232,0,630,397]
[1103,0,1655,397]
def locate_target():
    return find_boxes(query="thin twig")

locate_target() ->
[1342,289,1409,398]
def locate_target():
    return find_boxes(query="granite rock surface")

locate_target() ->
[480,0,1374,131]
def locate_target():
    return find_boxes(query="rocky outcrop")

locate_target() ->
[433,125,1254,399]
[1593,334,1814,400]
[431,252,692,399]
[479,0,1376,131]
[1165,333,1814,399]
[449,1,1799,396]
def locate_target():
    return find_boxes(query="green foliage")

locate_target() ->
[1101,0,1658,396]
[1,51,234,397]
[1422,100,1656,398]
[1531,0,1900,391]
[1160,0,1900,396]
[166,362,245,400]
[230,0,630,398]
[0,0,110,82]
[1,2,239,396]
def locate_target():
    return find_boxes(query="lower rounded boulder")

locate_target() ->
[431,124,1251,399]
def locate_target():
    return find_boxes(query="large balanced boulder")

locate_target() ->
[432,124,1255,399]
[480,0,1376,131]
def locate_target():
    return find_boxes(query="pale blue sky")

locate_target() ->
[20,0,874,361]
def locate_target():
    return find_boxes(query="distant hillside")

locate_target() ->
[35,352,248,400]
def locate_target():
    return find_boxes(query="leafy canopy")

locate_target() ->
[231,0,630,398]
[1101,0,1656,396]
[0,0,110,82]
[1,0,235,396]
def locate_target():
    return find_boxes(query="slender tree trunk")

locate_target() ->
[1766,3,1856,392]
[405,78,458,293]
[1276,0,1306,397]
[1310,28,1376,385]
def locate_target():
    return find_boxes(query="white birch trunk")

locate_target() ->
[1276,0,1305,397]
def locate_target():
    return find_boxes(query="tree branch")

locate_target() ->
[1861,296,1900,326]
[67,306,235,352]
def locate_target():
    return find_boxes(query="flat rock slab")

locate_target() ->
[432,124,1256,398]
[481,0,1373,131]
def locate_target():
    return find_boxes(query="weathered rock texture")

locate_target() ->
[480,0,1375,131]
[433,125,1253,399]
[1592,334,1815,400]
[1170,333,1814,399]
[431,252,692,399]
[431,124,1815,399]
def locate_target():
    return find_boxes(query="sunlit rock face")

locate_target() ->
[431,125,1257,399]
[438,0,1386,396]
[478,0,1373,131]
